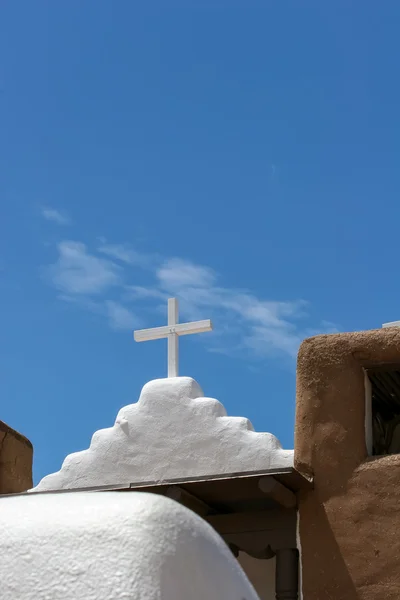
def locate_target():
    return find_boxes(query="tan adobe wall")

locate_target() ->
[295,329,400,600]
[0,421,33,493]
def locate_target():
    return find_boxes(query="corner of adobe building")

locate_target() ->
[294,328,400,600]
[294,331,367,482]
[0,421,33,493]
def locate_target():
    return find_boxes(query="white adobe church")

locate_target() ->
[1,299,304,600]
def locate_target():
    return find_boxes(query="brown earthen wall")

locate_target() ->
[295,329,400,600]
[0,421,33,493]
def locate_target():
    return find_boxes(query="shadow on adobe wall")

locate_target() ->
[295,329,400,600]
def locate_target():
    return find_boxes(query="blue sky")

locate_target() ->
[2,2,400,484]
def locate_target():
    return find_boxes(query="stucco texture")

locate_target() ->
[295,328,400,600]
[33,377,292,491]
[1,491,261,600]
[0,421,32,493]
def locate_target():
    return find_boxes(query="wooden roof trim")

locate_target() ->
[2,467,312,499]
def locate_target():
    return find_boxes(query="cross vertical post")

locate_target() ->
[133,298,213,378]
[168,298,179,378]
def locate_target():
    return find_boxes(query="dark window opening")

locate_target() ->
[367,366,400,455]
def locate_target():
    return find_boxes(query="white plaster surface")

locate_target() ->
[33,377,293,491]
[1,491,261,600]
[296,511,303,600]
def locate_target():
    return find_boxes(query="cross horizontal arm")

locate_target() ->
[134,325,172,342]
[134,319,213,342]
[175,319,213,337]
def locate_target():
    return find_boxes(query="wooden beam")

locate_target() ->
[206,508,296,534]
[258,476,297,509]
[165,485,214,517]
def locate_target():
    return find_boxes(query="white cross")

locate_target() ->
[383,321,400,328]
[133,298,213,378]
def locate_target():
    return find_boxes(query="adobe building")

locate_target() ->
[0,420,32,494]
[4,324,400,599]
[295,325,400,600]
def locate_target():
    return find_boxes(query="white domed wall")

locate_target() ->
[33,377,293,491]
[1,491,261,600]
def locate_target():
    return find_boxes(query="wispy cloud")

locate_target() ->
[153,258,308,358]
[126,286,168,302]
[98,243,152,267]
[43,239,336,358]
[157,258,216,289]
[47,241,121,295]
[41,207,71,226]
[105,301,139,331]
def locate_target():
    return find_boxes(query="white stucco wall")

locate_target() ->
[33,377,293,491]
[0,491,261,600]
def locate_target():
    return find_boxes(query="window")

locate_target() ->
[366,366,400,456]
